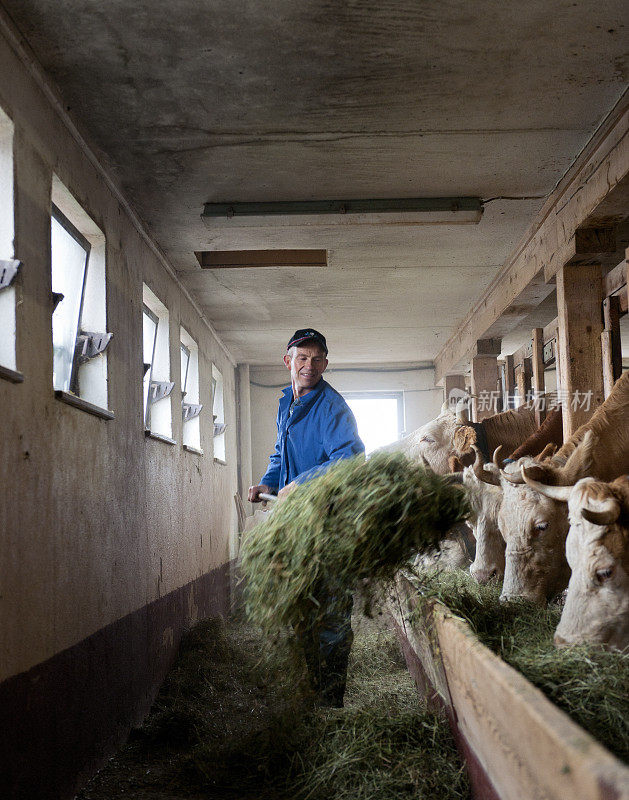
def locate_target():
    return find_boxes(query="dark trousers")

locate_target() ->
[297,591,354,707]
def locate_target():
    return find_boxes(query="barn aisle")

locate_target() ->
[77,611,470,800]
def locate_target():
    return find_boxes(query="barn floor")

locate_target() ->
[77,608,470,800]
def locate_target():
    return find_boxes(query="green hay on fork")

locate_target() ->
[240,451,470,632]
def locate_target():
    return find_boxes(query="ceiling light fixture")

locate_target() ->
[201,197,483,227]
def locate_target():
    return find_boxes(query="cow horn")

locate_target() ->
[472,445,501,486]
[440,400,451,416]
[455,398,469,424]
[521,465,572,502]
[501,465,525,484]
[537,442,557,461]
[581,499,621,527]
[493,446,504,469]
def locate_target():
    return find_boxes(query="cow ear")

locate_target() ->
[453,425,477,455]
[440,400,451,416]
[560,430,597,486]
[455,398,469,424]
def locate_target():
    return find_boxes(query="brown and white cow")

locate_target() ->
[521,473,629,650]
[382,400,538,475]
[491,371,629,604]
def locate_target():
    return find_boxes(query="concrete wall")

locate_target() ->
[0,20,238,800]
[249,362,442,487]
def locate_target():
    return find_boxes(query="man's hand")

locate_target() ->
[277,481,297,503]
[248,484,271,503]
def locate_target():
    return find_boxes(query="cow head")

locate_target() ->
[401,400,471,474]
[463,447,505,584]
[497,431,596,605]
[522,475,629,650]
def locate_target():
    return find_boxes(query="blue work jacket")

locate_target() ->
[260,379,365,491]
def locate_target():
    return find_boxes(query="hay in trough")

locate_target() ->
[241,452,469,632]
[410,569,629,763]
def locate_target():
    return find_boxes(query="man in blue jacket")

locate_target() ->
[249,328,365,706]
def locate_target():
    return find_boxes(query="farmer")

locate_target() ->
[248,328,365,707]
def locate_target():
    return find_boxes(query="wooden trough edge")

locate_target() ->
[387,573,629,800]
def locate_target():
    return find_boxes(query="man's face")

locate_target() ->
[283,344,328,395]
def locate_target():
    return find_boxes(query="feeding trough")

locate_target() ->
[388,573,629,800]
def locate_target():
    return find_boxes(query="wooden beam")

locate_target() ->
[603,258,627,298]
[434,93,629,384]
[531,328,546,425]
[504,354,516,409]
[471,355,499,421]
[601,295,623,398]
[556,264,605,439]
[474,338,502,356]
[444,374,467,406]
[515,357,532,409]
[195,249,328,268]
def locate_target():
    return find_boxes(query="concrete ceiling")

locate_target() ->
[2,0,627,364]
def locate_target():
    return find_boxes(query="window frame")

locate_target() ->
[180,342,190,398]
[142,303,159,429]
[51,202,92,394]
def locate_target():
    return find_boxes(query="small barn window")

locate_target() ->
[212,364,226,462]
[143,284,173,440]
[0,105,20,381]
[181,327,202,452]
[51,179,111,416]
[51,206,90,392]
[342,392,404,455]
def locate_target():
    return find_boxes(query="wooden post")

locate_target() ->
[556,263,605,439]
[601,295,622,398]
[531,328,546,425]
[471,355,499,422]
[515,357,532,409]
[504,354,516,409]
[444,374,467,407]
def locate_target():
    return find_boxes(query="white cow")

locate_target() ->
[521,473,629,650]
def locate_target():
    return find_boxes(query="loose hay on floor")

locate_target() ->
[410,568,629,763]
[241,452,469,632]
[78,613,470,800]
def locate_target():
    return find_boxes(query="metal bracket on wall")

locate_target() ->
[149,381,174,405]
[0,259,21,289]
[182,402,203,422]
[75,331,113,364]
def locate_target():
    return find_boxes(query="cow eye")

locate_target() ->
[420,436,436,445]
[595,566,614,584]
[534,521,549,532]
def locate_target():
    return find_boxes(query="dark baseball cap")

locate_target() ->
[287,328,328,354]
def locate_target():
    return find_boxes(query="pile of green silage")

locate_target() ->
[410,569,629,763]
[241,452,469,632]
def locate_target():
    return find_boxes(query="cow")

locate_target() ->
[488,370,629,604]
[463,448,505,584]
[520,472,629,650]
[382,400,538,475]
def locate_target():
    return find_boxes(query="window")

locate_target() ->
[143,284,173,439]
[342,392,404,455]
[51,178,111,412]
[51,207,90,392]
[180,327,202,452]
[212,364,226,461]
[0,106,19,378]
